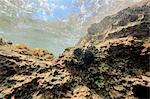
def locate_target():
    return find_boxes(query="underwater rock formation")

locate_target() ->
[0,0,150,99]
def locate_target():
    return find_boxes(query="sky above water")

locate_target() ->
[0,0,142,24]
[32,0,79,20]
[31,0,142,20]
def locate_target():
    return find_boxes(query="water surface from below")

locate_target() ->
[0,0,141,56]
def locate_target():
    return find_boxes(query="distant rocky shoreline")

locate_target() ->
[0,0,150,99]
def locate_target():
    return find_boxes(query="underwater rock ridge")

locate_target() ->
[0,0,150,99]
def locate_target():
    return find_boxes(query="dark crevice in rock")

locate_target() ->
[132,85,150,99]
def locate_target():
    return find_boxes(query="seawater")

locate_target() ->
[0,0,140,56]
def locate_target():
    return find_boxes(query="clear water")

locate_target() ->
[0,0,141,56]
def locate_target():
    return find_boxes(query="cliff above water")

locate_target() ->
[0,0,150,99]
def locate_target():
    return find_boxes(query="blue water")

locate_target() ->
[0,0,140,56]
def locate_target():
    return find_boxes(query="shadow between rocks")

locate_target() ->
[64,40,150,98]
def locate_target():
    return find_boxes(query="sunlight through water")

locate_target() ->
[0,0,142,55]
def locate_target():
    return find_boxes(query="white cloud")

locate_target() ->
[133,0,142,2]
